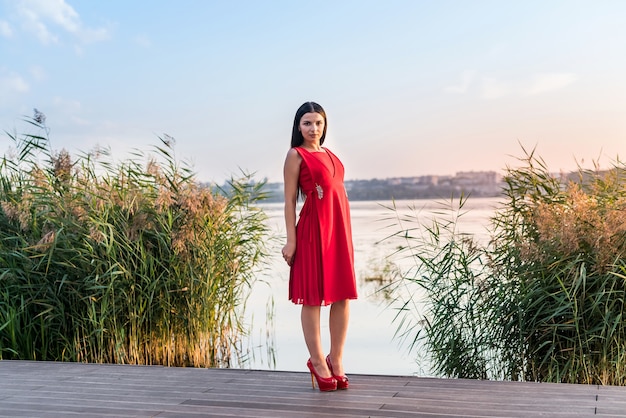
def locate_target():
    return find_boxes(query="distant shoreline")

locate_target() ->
[212,168,594,203]
[261,171,504,202]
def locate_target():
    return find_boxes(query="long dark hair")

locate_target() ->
[290,102,327,148]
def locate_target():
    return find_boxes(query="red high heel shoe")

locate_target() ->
[326,355,349,389]
[307,359,337,392]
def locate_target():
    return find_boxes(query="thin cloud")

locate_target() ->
[0,20,12,38]
[29,65,47,82]
[523,73,578,96]
[480,73,578,99]
[133,34,152,48]
[0,70,30,97]
[52,96,82,111]
[481,77,512,100]
[444,70,476,94]
[52,96,88,125]
[13,0,111,45]
[0,72,29,93]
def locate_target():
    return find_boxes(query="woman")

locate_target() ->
[282,102,358,392]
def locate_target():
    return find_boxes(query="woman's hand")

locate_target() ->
[282,242,296,266]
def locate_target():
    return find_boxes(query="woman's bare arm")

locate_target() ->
[282,148,301,266]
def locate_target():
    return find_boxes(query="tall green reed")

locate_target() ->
[386,147,626,385]
[0,113,271,367]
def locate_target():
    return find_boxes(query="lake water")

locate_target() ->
[240,197,502,376]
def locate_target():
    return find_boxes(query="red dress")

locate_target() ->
[289,147,358,306]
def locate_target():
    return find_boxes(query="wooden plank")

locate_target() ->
[1,360,625,418]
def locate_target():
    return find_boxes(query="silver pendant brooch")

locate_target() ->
[315,184,324,199]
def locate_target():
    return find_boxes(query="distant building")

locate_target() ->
[454,171,501,185]
[453,171,502,196]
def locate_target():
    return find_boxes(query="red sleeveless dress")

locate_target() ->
[289,147,358,306]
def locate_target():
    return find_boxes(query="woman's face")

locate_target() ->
[299,112,325,145]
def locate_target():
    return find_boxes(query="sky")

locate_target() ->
[1,0,625,183]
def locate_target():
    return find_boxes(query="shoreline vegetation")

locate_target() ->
[0,113,270,367]
[384,147,626,385]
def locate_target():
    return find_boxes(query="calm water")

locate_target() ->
[240,197,502,376]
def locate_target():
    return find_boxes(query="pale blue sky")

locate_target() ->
[1,0,625,183]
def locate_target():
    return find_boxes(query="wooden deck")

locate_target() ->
[1,360,625,417]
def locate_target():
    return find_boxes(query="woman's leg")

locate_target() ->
[328,299,350,375]
[301,305,332,377]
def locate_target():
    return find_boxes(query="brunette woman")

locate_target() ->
[282,102,357,391]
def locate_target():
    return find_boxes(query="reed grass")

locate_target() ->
[386,147,626,385]
[0,113,271,367]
